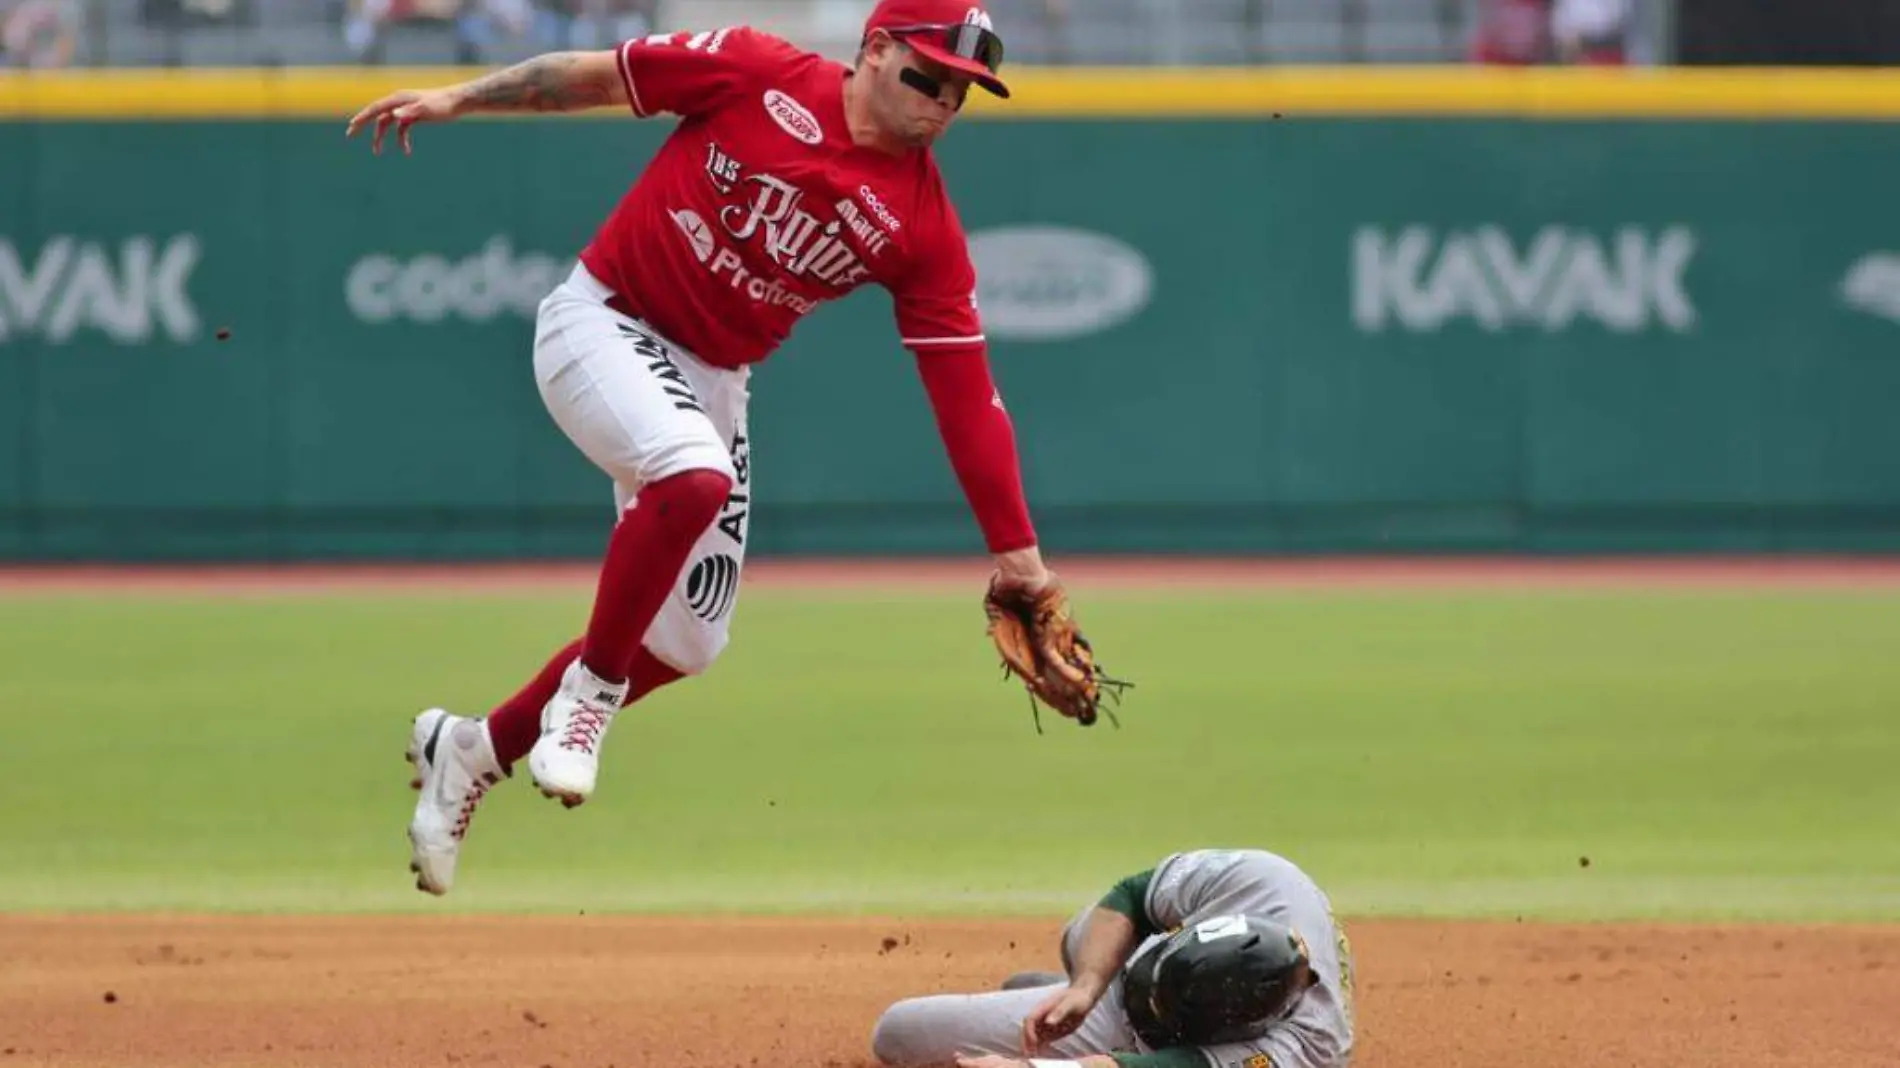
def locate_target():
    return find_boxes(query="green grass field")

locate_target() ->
[4,583,1897,921]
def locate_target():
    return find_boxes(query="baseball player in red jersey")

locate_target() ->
[346,1,1104,896]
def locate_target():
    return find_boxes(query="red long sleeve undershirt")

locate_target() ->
[911,344,1038,554]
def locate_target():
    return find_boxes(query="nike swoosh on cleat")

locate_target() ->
[422,715,449,767]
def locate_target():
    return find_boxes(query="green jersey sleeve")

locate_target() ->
[1109,1048,1211,1068]
[1097,868,1160,939]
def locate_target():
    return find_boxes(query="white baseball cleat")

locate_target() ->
[406,708,504,896]
[527,658,629,808]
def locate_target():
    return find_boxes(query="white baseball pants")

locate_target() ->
[531,263,753,676]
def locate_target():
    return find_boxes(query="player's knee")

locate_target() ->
[639,436,737,496]
[638,467,733,534]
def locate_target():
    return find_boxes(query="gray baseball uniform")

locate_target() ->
[871,848,1357,1068]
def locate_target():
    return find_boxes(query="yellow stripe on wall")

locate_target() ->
[6,65,1900,120]
[987,65,1900,119]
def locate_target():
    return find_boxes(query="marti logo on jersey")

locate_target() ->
[671,142,893,313]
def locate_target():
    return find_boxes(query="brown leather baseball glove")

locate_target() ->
[984,572,1132,731]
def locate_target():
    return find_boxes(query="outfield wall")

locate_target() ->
[4,67,1900,560]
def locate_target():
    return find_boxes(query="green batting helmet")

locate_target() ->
[1123,914,1314,1050]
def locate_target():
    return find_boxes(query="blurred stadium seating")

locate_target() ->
[1,0,1674,69]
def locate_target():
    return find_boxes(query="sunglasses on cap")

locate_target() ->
[884,25,1003,106]
[883,20,1006,74]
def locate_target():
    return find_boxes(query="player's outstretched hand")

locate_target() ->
[954,1057,1030,1068]
[1021,983,1099,1053]
[345,88,464,157]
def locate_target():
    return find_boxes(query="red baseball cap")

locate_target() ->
[863,0,1011,99]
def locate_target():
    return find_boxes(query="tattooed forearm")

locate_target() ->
[459,53,614,112]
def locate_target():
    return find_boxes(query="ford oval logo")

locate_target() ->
[969,226,1154,341]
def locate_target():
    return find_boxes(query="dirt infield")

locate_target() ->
[5,555,1900,594]
[4,557,1894,1067]
[1,914,1894,1068]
